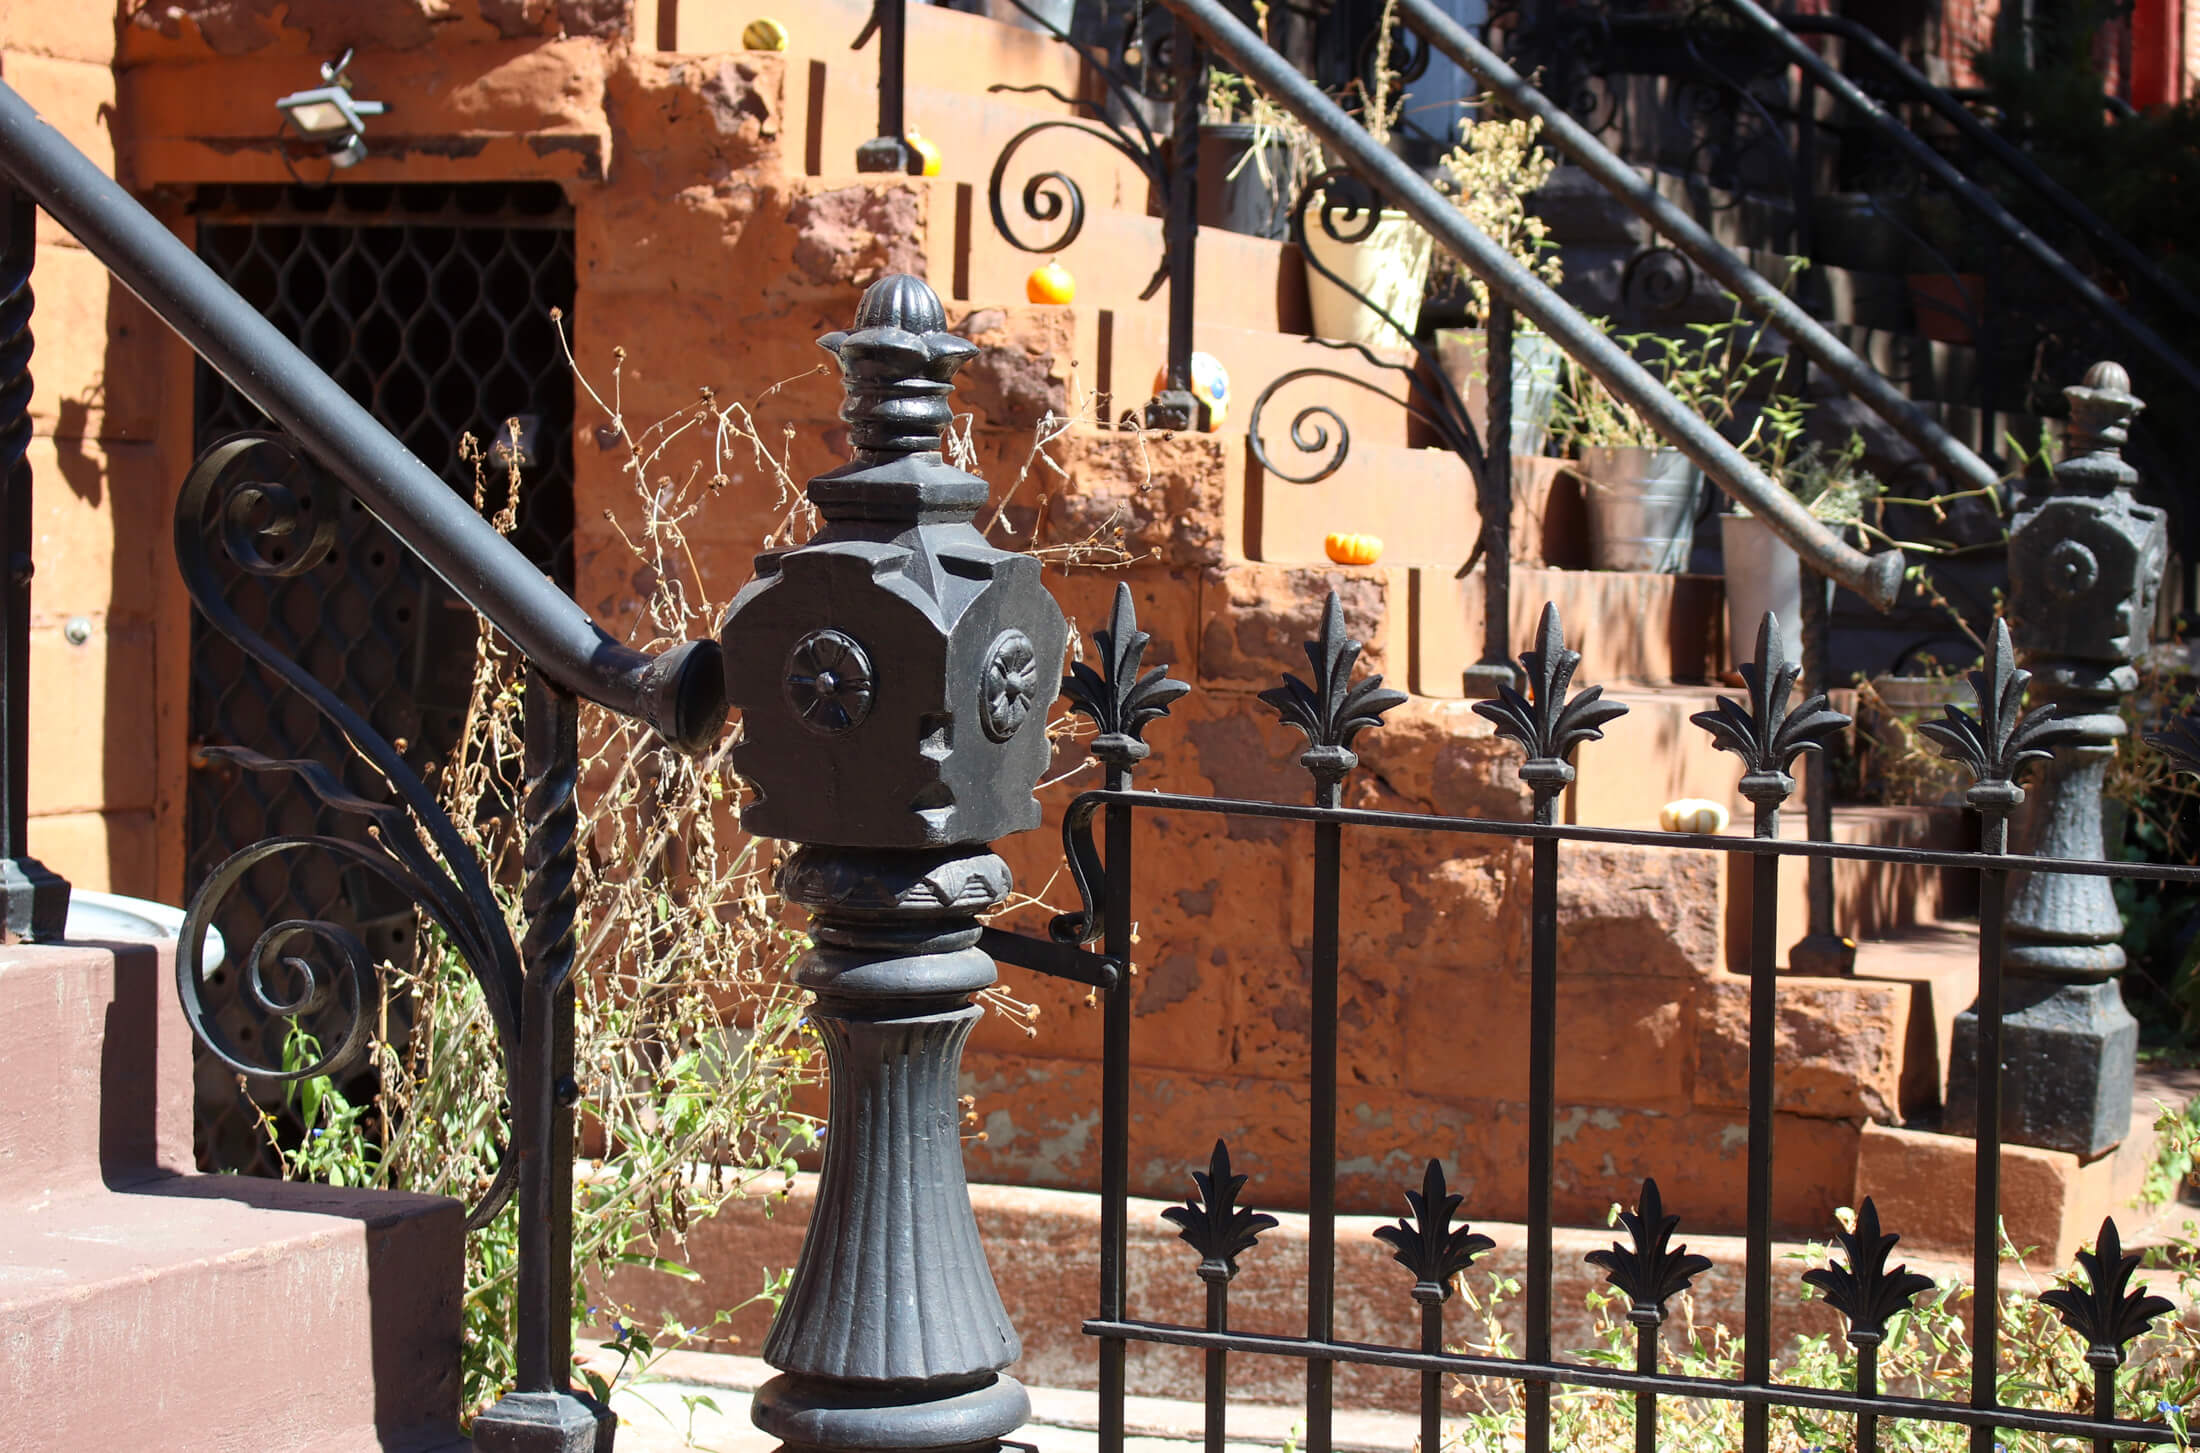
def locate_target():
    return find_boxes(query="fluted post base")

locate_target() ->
[755,845,1026,1453]
[1946,669,2137,1157]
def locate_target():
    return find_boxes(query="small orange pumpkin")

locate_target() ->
[1324,532,1383,565]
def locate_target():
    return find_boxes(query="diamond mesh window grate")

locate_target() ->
[187,182,577,1175]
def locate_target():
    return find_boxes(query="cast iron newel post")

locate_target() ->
[722,274,1067,1453]
[1947,361,2163,1157]
[0,183,69,940]
[854,0,920,175]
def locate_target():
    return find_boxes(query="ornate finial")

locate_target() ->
[809,274,984,522]
[1584,1179,1712,1329]
[1800,1199,1934,1350]
[2147,708,2200,780]
[1474,602,1629,808]
[1690,612,1850,815]
[1160,1140,1280,1285]
[1062,582,1191,770]
[1915,618,2067,816]
[1259,592,1406,795]
[1372,1160,1495,1306]
[2060,360,2144,488]
[2040,1217,2175,1370]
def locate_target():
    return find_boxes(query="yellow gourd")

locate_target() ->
[742,17,789,50]
[1323,532,1383,566]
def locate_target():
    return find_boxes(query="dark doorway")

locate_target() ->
[185,182,576,1173]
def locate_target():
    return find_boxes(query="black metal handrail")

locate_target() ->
[1394,0,2005,502]
[1716,0,2200,403]
[0,79,725,753]
[1783,10,2200,332]
[1152,0,1905,611]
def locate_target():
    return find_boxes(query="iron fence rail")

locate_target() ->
[1056,584,2200,1453]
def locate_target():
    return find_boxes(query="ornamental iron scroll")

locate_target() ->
[175,431,523,1226]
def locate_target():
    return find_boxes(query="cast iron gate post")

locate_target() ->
[722,273,1066,1453]
[0,183,69,940]
[1948,361,2164,1156]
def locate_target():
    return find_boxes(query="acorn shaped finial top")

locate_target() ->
[817,274,978,468]
[2063,359,2144,472]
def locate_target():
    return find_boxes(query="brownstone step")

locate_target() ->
[0,943,466,1451]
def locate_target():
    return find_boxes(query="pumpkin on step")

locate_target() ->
[1323,532,1383,566]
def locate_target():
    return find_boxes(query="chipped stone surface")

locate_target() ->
[1022,431,1229,569]
[788,183,927,291]
[950,307,1071,433]
[1198,562,1392,690]
[1696,973,1911,1120]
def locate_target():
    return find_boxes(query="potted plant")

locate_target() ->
[1302,3,1432,350]
[1722,402,1881,674]
[1429,105,1567,456]
[1550,311,1776,573]
[1199,71,1322,242]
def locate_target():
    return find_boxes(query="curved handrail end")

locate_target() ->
[622,637,728,756]
[1858,549,1906,615]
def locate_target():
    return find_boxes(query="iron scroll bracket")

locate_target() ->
[979,924,1123,991]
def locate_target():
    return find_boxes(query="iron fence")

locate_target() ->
[1052,580,2200,1453]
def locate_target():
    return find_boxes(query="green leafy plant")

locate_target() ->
[1549,309,1782,452]
[1432,103,1563,324]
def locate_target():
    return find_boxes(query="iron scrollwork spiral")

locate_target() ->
[984,0,1172,295]
[1248,171,1491,493]
[175,431,524,1227]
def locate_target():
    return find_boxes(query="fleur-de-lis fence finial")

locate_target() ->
[1161,1139,1280,1285]
[1584,1178,1713,1328]
[1062,582,1192,776]
[1259,591,1406,800]
[1801,1198,1935,1350]
[1474,602,1629,816]
[2040,1217,2175,1371]
[2145,707,2200,782]
[1916,618,2066,823]
[1372,1159,1496,1305]
[1690,613,1850,822]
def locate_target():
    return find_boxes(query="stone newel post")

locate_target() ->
[1947,361,2167,1157]
[720,274,1066,1453]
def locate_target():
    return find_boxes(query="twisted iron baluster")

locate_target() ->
[474,674,606,1447]
[0,184,66,940]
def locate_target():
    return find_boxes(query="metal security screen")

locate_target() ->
[187,182,576,1173]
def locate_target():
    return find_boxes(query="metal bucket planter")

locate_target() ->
[1434,327,1564,456]
[1578,444,1704,573]
[1303,197,1430,350]
[1197,124,1293,240]
[1860,674,1971,805]
[1719,510,1800,673]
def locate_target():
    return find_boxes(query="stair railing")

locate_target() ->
[0,77,726,1451]
[1395,0,2005,505]
[1152,0,1905,616]
[852,0,925,174]
[1716,0,2200,404]
[1782,9,2200,333]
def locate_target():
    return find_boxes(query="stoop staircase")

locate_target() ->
[595,2,2191,1410]
[0,941,466,1452]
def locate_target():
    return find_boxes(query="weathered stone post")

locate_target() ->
[720,274,1066,1453]
[1947,361,2166,1156]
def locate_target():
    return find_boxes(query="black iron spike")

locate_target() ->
[1161,1139,1280,1285]
[1258,591,1406,792]
[1916,618,2068,814]
[1690,612,1851,811]
[1584,1178,1714,1328]
[1474,601,1629,804]
[1372,1159,1495,1305]
[1062,581,1191,770]
[2040,1216,2176,1370]
[1800,1198,1936,1349]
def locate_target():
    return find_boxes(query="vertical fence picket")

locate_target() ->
[1261,593,1405,1453]
[1689,613,1851,1453]
[1062,583,1192,1453]
[1163,1142,1277,1453]
[1475,603,1627,1453]
[1909,619,2071,1453]
[1586,1178,1710,1453]
[1376,1161,1492,1453]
